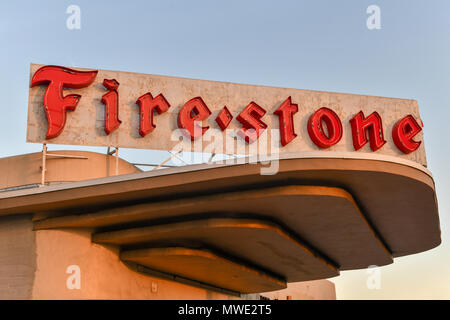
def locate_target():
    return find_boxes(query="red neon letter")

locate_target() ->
[392,115,422,154]
[31,65,98,139]
[215,106,233,131]
[349,111,386,151]
[177,97,211,140]
[273,97,298,146]
[307,107,343,148]
[101,79,122,135]
[237,102,267,144]
[136,92,170,137]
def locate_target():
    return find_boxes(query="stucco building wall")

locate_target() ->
[32,228,237,300]
[0,214,35,299]
[0,151,336,300]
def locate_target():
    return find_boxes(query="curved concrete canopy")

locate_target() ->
[0,153,441,293]
[121,247,286,293]
[63,185,393,270]
[94,217,339,282]
[2,157,437,257]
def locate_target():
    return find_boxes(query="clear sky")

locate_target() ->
[1,0,449,299]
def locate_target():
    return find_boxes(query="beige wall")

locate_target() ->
[0,217,335,300]
[0,215,35,299]
[0,150,140,190]
[32,229,237,300]
[31,228,335,300]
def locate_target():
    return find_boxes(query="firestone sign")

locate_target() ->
[27,64,427,166]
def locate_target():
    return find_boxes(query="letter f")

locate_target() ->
[31,65,98,139]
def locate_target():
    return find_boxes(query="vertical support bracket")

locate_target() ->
[107,146,119,176]
[41,143,47,187]
[115,147,119,176]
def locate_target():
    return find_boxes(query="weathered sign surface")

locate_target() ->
[27,64,427,166]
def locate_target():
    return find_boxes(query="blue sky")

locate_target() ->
[1,0,449,298]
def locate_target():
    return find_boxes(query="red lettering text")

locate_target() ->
[274,97,298,146]
[350,111,386,151]
[31,65,98,139]
[237,102,267,144]
[307,107,343,148]
[177,97,211,140]
[392,115,422,154]
[101,79,122,135]
[136,92,170,137]
[215,106,233,131]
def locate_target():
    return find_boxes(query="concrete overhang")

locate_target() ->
[0,152,440,293]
